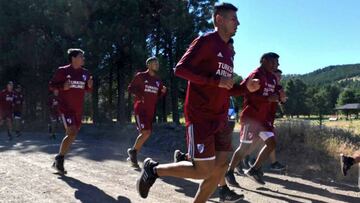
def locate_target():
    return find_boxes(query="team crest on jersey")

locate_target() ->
[67,118,72,124]
[197,144,205,154]
[82,74,87,81]
[156,81,160,87]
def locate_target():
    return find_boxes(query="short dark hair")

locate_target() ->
[67,48,84,62]
[213,3,238,24]
[228,38,234,44]
[146,56,158,67]
[260,52,279,63]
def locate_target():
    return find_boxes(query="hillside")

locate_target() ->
[283,63,360,86]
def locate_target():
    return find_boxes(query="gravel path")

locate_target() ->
[0,131,359,203]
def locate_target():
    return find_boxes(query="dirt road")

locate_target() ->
[0,129,359,203]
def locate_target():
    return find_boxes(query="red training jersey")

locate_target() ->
[49,64,92,115]
[175,31,246,123]
[0,89,15,114]
[128,70,165,118]
[240,67,278,129]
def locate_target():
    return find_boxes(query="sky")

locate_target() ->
[226,0,360,77]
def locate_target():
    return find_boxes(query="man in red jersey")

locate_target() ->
[13,84,24,137]
[49,48,93,174]
[173,38,247,202]
[48,89,61,139]
[234,69,287,176]
[136,3,259,202]
[127,56,167,167]
[0,81,16,140]
[225,52,281,186]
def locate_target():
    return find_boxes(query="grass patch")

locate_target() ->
[275,119,359,185]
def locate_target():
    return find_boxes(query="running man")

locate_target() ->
[340,153,360,176]
[173,37,247,202]
[0,81,16,140]
[225,52,281,186]
[127,56,167,167]
[48,89,61,139]
[136,3,259,202]
[49,48,93,174]
[13,84,24,137]
[236,69,287,174]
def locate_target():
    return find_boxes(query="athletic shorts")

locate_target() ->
[14,111,22,119]
[60,112,82,129]
[134,111,153,131]
[186,120,232,161]
[239,120,274,144]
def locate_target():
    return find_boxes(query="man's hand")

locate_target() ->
[268,94,280,102]
[87,76,93,89]
[64,75,71,91]
[161,86,167,94]
[218,77,234,90]
[246,75,260,92]
[63,82,70,91]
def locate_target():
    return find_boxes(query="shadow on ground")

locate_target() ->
[59,176,131,203]
[264,175,360,203]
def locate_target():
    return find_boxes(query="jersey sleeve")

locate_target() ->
[174,36,220,86]
[228,82,249,96]
[245,71,270,102]
[49,68,66,91]
[128,73,144,98]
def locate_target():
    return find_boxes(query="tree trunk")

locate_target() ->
[116,61,126,125]
[92,76,100,124]
[108,65,113,120]
[126,64,133,122]
[167,37,179,124]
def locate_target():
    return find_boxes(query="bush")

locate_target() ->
[275,119,359,184]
